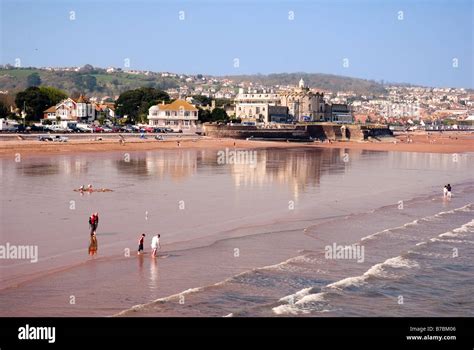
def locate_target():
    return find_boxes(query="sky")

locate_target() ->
[0,0,472,88]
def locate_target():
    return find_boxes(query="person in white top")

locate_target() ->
[151,234,161,258]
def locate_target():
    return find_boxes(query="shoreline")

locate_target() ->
[1,131,474,157]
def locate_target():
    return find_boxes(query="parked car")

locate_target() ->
[102,126,113,133]
[92,126,104,133]
[77,124,92,132]
[46,125,68,133]
[15,125,27,133]
[144,126,155,133]
[28,125,44,132]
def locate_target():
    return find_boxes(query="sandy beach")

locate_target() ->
[1,131,473,157]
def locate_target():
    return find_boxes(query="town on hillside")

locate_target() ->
[0,65,473,134]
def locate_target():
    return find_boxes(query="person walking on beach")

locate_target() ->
[443,184,452,199]
[446,184,452,198]
[138,233,145,255]
[88,212,99,235]
[151,234,161,258]
[89,213,96,235]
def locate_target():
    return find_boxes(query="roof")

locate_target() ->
[155,99,198,112]
[44,106,56,113]
[76,94,89,103]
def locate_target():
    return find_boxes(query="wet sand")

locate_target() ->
[1,131,474,157]
[1,147,473,316]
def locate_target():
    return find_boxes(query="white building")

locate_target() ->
[234,88,280,123]
[148,99,198,132]
[43,94,96,125]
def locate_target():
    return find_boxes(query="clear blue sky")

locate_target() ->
[1,0,472,88]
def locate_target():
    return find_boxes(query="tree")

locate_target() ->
[115,87,170,123]
[39,86,67,105]
[26,72,42,87]
[197,108,212,123]
[71,74,97,92]
[210,108,228,122]
[192,95,212,106]
[15,87,51,121]
[83,75,97,91]
[0,101,8,119]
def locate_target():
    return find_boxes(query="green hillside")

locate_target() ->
[0,67,388,97]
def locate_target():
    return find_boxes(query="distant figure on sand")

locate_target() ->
[89,232,98,256]
[87,184,93,192]
[151,234,161,257]
[138,233,145,255]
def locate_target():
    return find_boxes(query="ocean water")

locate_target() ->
[0,148,473,316]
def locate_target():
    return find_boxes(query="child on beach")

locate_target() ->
[138,234,145,255]
[151,234,161,258]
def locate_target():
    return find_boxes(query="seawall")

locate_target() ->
[203,123,393,141]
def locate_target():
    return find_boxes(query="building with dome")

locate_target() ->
[279,78,327,122]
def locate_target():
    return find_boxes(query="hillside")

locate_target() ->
[219,73,388,95]
[0,66,388,97]
[0,67,181,97]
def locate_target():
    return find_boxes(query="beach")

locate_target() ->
[1,143,473,317]
[1,131,474,157]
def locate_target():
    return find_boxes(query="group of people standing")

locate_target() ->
[87,213,161,258]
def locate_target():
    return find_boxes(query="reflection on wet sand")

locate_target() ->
[149,258,159,291]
